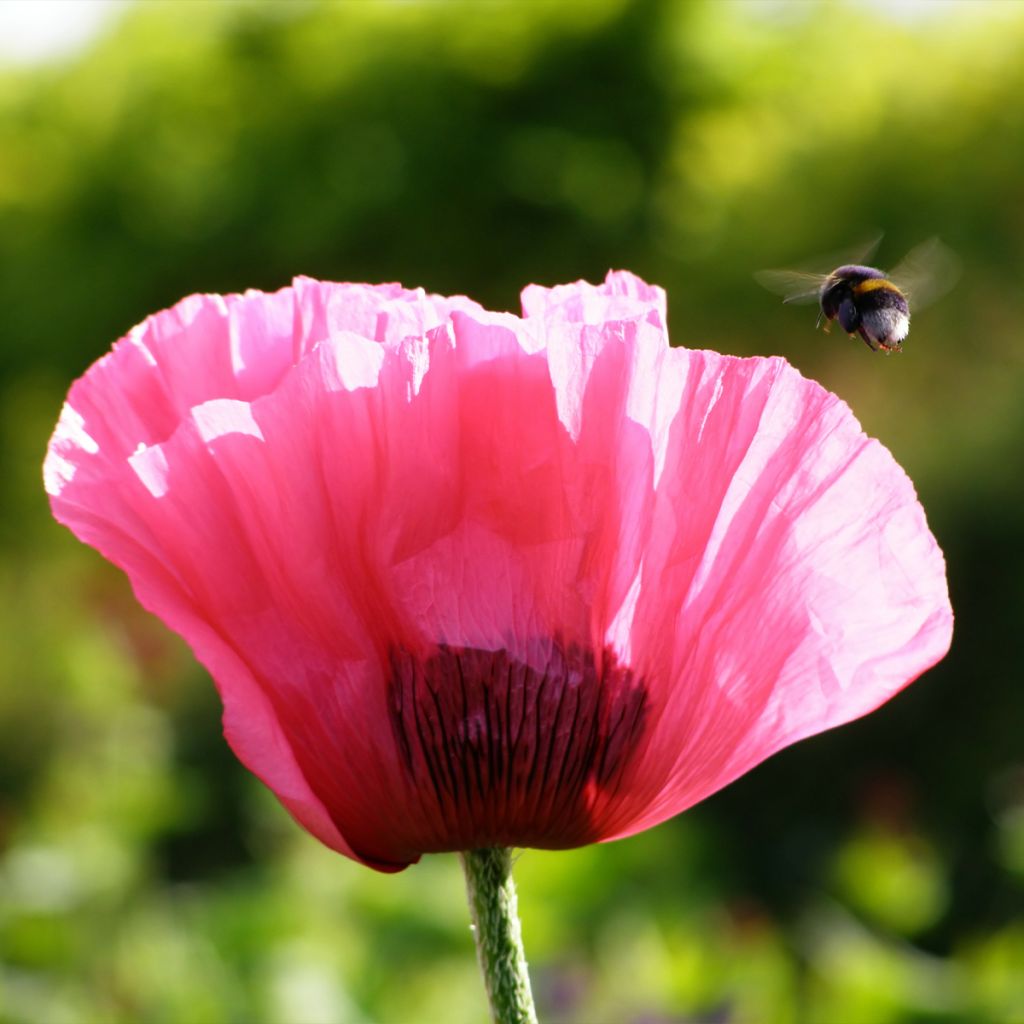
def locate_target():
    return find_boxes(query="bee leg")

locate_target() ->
[857,328,880,352]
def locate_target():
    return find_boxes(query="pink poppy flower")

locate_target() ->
[44,271,952,873]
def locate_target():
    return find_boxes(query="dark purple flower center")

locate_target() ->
[384,640,650,857]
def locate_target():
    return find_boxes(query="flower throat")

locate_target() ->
[386,640,650,854]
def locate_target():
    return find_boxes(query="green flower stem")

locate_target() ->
[459,848,538,1024]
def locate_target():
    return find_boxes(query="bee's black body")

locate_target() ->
[819,264,910,353]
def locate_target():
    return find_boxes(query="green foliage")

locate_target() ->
[3,1,1024,1020]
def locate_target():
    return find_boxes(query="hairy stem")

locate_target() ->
[459,848,538,1024]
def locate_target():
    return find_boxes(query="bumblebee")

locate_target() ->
[757,237,959,353]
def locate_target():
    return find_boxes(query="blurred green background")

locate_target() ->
[2,1,1023,1021]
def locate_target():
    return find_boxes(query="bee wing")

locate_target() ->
[753,269,826,305]
[832,230,885,269]
[754,231,884,305]
[888,237,961,311]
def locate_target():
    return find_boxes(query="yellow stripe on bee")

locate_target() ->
[853,277,904,296]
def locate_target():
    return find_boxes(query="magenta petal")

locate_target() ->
[607,351,952,838]
[45,273,952,871]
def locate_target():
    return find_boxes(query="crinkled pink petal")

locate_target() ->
[45,272,952,871]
